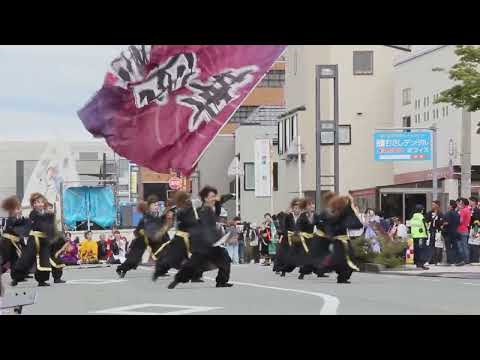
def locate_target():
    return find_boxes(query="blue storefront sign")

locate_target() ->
[374,131,432,161]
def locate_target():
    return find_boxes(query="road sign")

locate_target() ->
[374,131,432,161]
[168,177,182,190]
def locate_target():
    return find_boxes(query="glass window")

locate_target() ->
[257,70,285,88]
[278,121,284,155]
[402,88,412,105]
[119,159,129,178]
[353,51,374,75]
[244,163,255,191]
[273,162,278,191]
[285,117,291,150]
[402,116,411,132]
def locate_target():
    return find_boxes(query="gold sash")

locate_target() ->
[30,231,51,272]
[2,233,22,257]
[175,231,192,258]
[287,231,311,253]
[333,235,359,272]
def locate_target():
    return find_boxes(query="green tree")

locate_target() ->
[435,45,480,132]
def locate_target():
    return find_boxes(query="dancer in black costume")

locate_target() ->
[272,211,287,273]
[297,199,328,279]
[12,193,55,287]
[316,195,363,284]
[168,186,233,289]
[277,198,311,277]
[152,192,205,282]
[46,202,67,284]
[116,195,164,278]
[0,196,30,281]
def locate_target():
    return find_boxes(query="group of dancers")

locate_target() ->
[116,186,234,289]
[117,187,363,287]
[272,192,363,284]
[1,186,363,290]
[0,193,67,287]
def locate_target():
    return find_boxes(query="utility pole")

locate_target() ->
[297,135,303,197]
[431,124,438,201]
[461,109,472,198]
[315,64,339,211]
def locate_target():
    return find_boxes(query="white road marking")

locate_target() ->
[138,266,340,315]
[463,282,475,285]
[67,279,127,285]
[91,303,222,315]
[203,276,339,315]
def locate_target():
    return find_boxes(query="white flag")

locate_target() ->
[227,157,243,177]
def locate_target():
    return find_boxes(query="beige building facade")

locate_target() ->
[275,45,400,213]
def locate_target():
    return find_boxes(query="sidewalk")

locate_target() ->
[383,263,480,279]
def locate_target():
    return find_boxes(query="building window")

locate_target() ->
[353,51,374,75]
[273,162,278,191]
[285,117,291,151]
[402,88,412,105]
[402,116,411,132]
[290,115,296,142]
[442,107,445,117]
[446,106,448,115]
[278,121,284,155]
[119,159,129,178]
[230,106,258,123]
[436,109,439,118]
[427,111,429,121]
[257,69,285,88]
[427,97,430,106]
[244,162,255,191]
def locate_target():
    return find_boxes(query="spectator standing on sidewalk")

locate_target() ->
[410,204,429,270]
[442,200,460,265]
[237,221,246,264]
[389,217,408,240]
[456,198,472,266]
[425,200,444,265]
[225,218,240,264]
[468,196,480,263]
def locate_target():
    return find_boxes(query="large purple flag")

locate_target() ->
[78,45,286,175]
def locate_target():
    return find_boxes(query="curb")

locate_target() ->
[65,264,112,270]
[359,263,385,273]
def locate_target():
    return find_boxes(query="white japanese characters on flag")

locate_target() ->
[255,139,272,198]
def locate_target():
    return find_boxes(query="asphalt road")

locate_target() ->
[3,264,480,315]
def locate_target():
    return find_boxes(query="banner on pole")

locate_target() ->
[78,45,287,175]
[255,139,271,198]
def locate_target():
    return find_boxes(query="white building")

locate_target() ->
[387,45,480,219]
[276,45,400,213]
[234,106,284,223]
